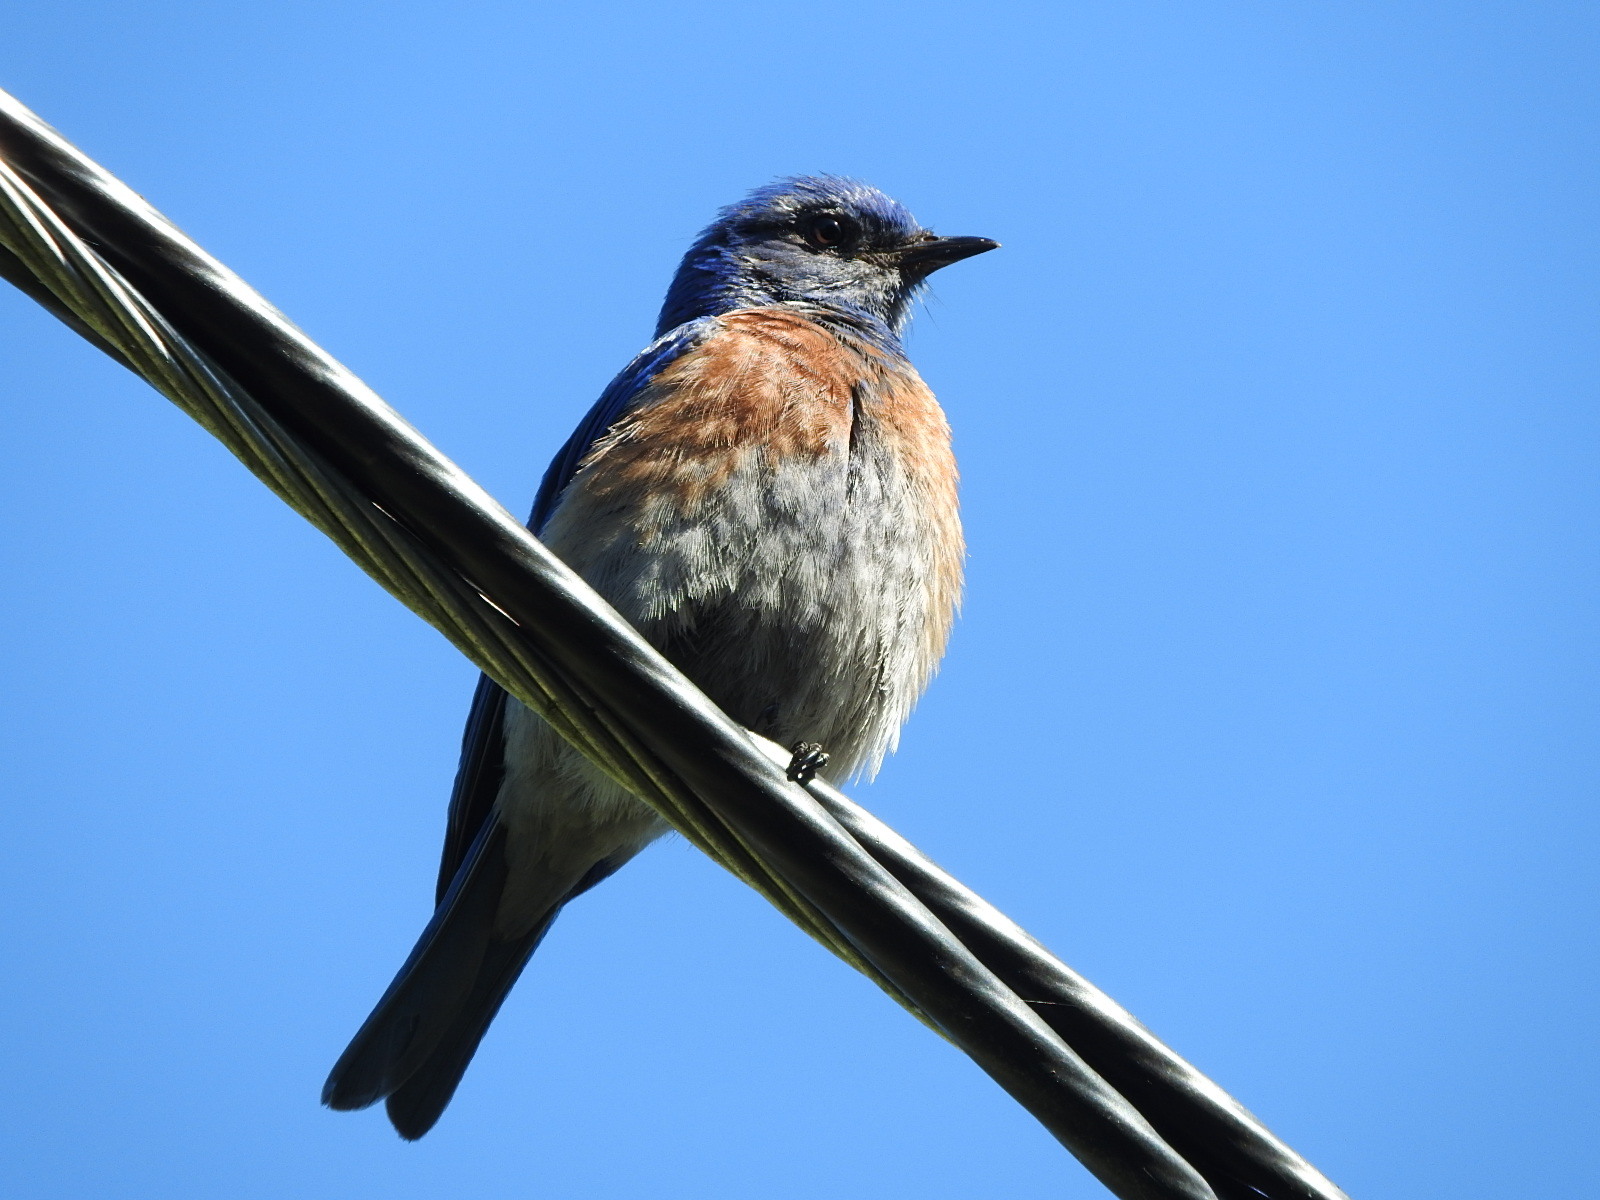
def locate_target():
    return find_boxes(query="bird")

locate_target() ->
[322,175,997,1139]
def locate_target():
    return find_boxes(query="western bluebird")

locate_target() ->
[323,176,997,1138]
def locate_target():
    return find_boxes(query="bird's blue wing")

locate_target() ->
[433,317,716,900]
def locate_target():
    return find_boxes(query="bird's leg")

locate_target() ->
[786,741,830,786]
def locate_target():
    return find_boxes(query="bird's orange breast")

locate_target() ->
[574,308,956,523]
[574,309,855,508]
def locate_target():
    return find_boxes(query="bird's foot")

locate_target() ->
[786,742,829,786]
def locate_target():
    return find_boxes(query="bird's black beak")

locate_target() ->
[892,234,1000,278]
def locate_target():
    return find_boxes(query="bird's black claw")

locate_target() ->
[786,741,829,786]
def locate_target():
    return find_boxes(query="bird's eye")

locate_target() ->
[803,213,855,251]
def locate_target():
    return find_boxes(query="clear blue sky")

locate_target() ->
[1,3,1595,1197]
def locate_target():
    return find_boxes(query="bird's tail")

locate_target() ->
[322,819,619,1140]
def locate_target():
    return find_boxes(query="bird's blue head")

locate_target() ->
[655,176,997,344]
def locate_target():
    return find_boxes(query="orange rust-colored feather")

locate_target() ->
[579,309,860,508]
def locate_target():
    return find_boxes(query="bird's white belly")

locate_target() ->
[541,415,945,779]
[492,433,936,927]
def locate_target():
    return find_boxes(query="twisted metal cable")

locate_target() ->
[0,86,1350,1200]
